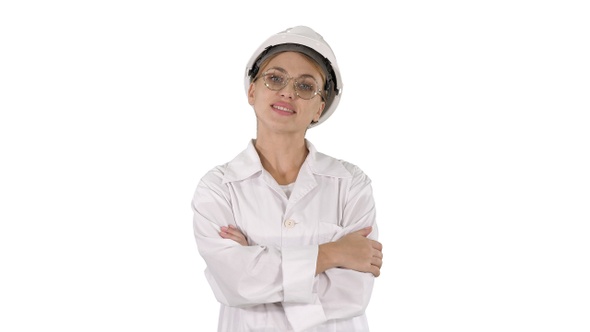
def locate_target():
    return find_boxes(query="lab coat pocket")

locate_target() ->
[318,222,343,244]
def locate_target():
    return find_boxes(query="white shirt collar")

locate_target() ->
[222,139,351,184]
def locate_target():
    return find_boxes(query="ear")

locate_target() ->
[313,101,325,122]
[247,82,256,106]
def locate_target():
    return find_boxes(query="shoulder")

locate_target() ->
[314,150,371,184]
[341,159,370,180]
[199,162,226,181]
[196,140,261,188]
[191,165,228,204]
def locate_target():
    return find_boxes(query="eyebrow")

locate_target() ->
[267,66,318,79]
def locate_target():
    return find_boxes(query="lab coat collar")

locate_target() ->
[305,140,352,179]
[222,139,351,184]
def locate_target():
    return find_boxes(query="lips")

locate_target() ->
[271,103,296,115]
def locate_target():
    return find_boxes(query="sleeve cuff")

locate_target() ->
[282,245,318,303]
[283,296,327,331]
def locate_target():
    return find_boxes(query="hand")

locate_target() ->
[318,226,383,277]
[220,225,248,246]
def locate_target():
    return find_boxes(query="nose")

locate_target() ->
[279,80,297,99]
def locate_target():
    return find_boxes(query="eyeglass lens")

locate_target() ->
[262,68,319,100]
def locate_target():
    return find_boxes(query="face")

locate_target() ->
[248,52,325,135]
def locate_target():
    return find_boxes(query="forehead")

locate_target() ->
[264,52,322,79]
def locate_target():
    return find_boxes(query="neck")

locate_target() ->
[254,132,308,185]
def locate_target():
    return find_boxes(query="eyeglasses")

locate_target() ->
[259,67,323,100]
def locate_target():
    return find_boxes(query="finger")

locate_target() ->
[373,250,383,259]
[231,234,247,245]
[221,225,246,240]
[220,226,245,240]
[224,226,245,238]
[219,229,238,240]
[371,257,382,269]
[222,225,240,232]
[219,226,237,238]
[220,230,247,245]
[354,226,372,237]
[369,265,381,277]
[371,240,383,251]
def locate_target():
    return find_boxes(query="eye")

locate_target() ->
[269,74,285,84]
[296,77,317,92]
[296,82,314,92]
[263,69,287,87]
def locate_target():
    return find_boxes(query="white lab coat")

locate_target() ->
[192,140,378,332]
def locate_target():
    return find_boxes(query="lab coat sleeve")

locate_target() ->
[192,169,317,308]
[283,164,378,329]
[319,164,378,320]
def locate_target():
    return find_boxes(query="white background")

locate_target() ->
[1,1,589,331]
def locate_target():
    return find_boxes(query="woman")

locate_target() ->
[192,26,383,332]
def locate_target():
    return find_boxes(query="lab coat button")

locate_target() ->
[284,219,296,229]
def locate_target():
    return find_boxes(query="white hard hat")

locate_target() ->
[244,26,343,128]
